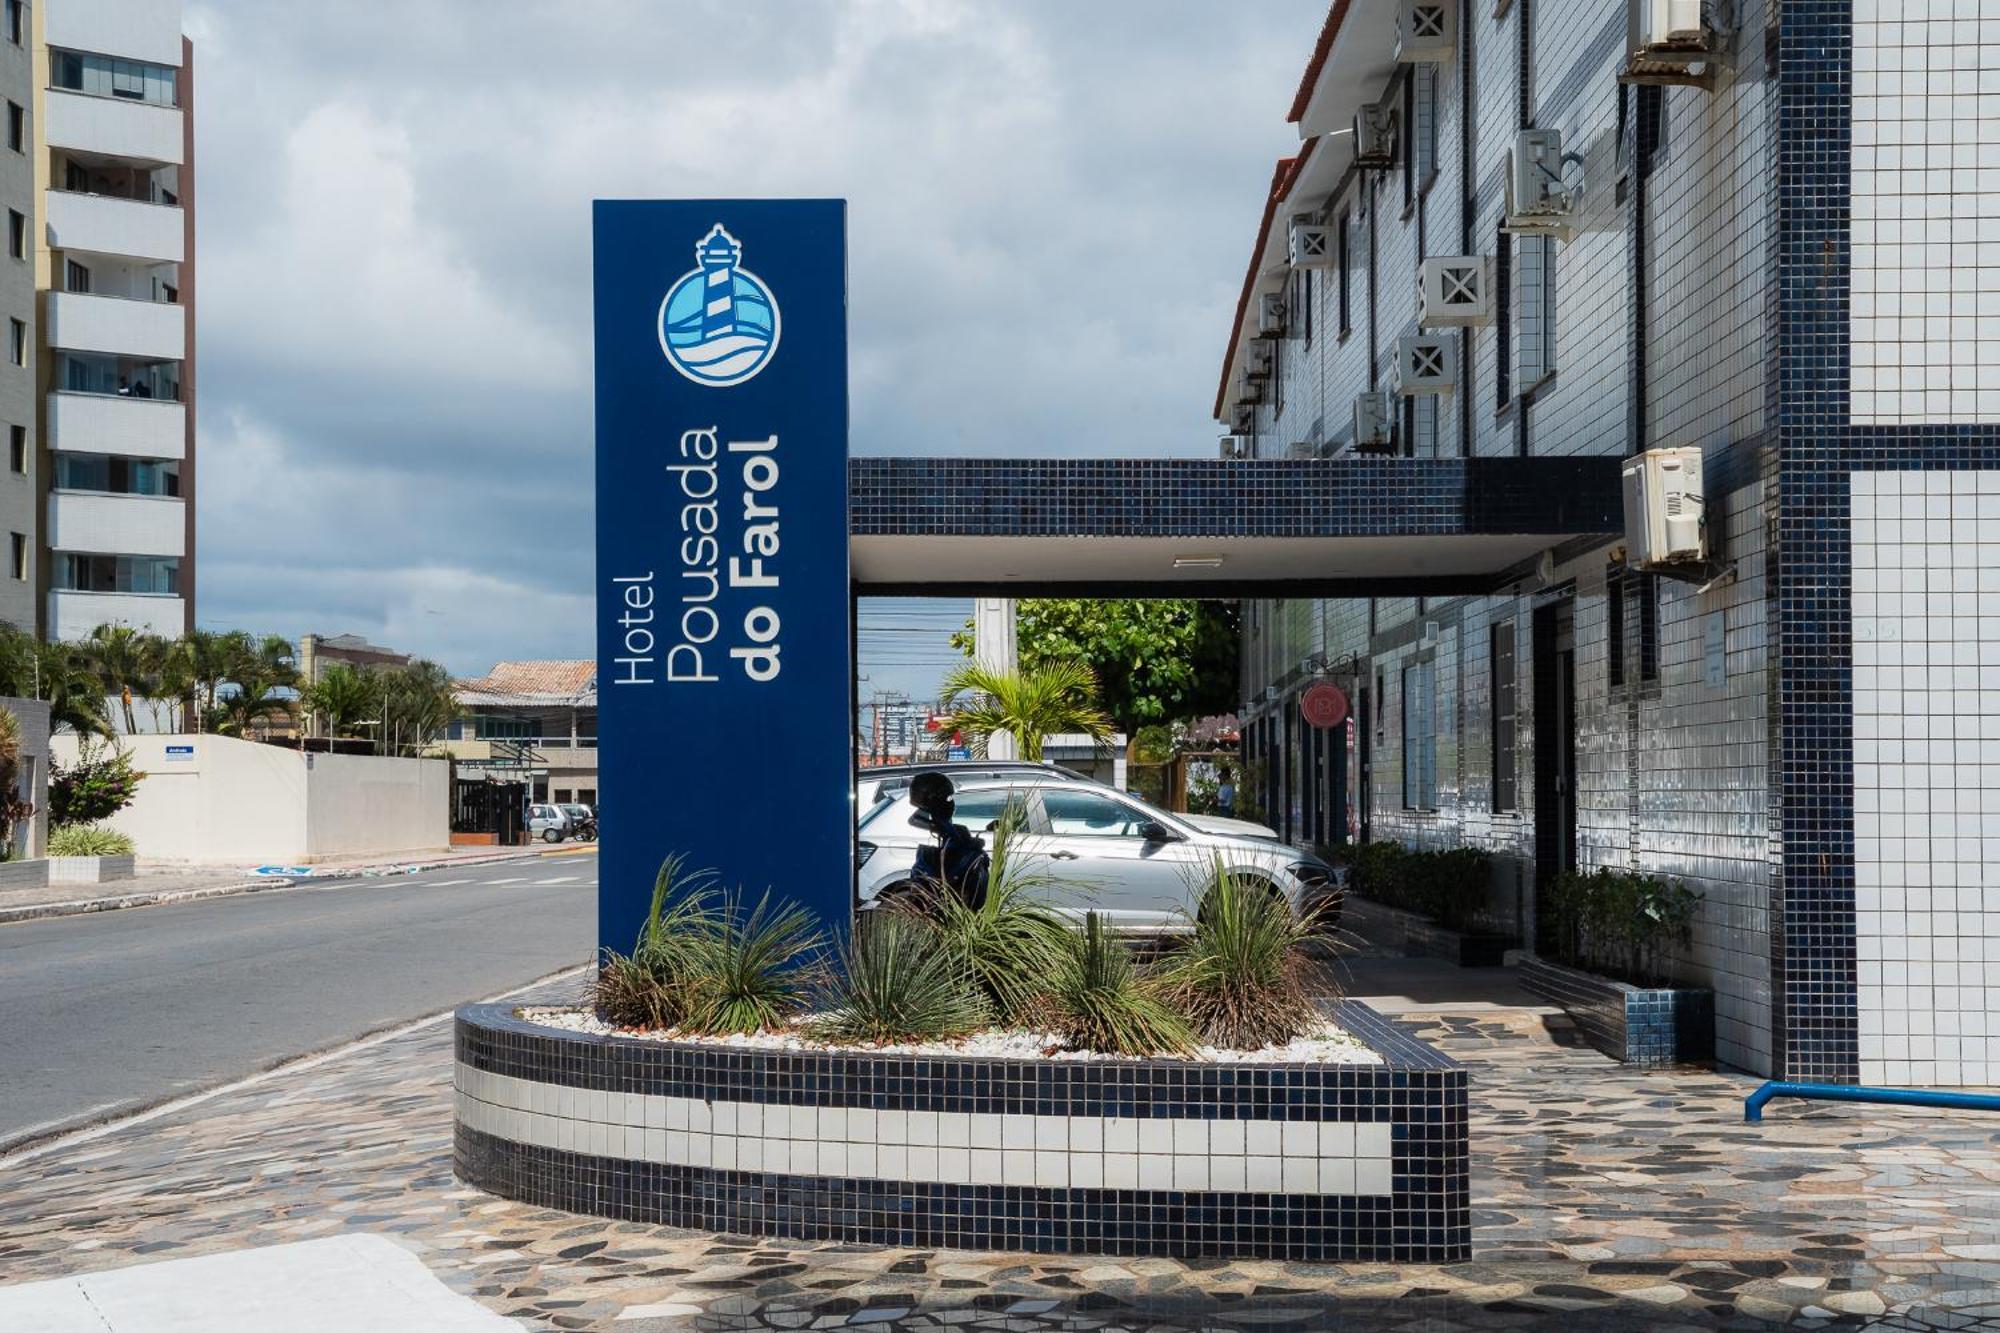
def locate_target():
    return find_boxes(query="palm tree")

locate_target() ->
[174,629,244,732]
[211,633,298,738]
[32,640,112,737]
[82,624,151,734]
[299,663,376,738]
[935,661,1113,762]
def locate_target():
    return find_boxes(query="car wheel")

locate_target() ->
[1196,873,1283,926]
[542,827,563,843]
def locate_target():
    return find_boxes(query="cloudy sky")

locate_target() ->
[183,0,1325,689]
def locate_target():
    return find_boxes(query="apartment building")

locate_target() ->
[27,0,194,641]
[1220,1,1999,1087]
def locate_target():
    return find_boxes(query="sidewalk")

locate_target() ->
[0,843,597,925]
[2,974,1997,1330]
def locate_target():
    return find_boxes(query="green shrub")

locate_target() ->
[48,823,134,857]
[1345,842,1493,932]
[50,747,143,826]
[590,948,681,1030]
[1043,912,1192,1056]
[1541,867,1701,988]
[1154,859,1331,1049]
[812,912,990,1045]
[900,813,1073,1024]
[678,888,825,1036]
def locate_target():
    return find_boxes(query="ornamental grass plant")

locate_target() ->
[903,811,1076,1025]
[46,823,135,857]
[677,888,825,1036]
[811,911,991,1045]
[1154,859,1332,1049]
[1043,911,1192,1057]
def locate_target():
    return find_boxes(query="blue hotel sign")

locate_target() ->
[593,200,852,953]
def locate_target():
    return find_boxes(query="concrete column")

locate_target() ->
[972,597,1018,760]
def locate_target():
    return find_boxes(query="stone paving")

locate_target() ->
[3,978,2000,1331]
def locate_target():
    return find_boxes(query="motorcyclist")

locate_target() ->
[905,771,989,910]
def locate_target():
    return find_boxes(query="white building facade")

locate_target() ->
[1223,1,2000,1087]
[33,0,193,641]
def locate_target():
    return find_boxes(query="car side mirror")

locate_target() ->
[1139,820,1175,843]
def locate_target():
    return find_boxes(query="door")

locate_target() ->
[1356,681,1374,844]
[1035,786,1201,929]
[1533,601,1578,933]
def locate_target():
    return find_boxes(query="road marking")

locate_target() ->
[0,964,590,1164]
[426,878,473,887]
[535,875,580,885]
[478,877,530,885]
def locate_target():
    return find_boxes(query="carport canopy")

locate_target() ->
[849,456,1624,598]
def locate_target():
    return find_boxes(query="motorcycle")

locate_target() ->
[569,816,598,843]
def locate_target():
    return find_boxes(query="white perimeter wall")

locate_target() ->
[50,734,448,864]
[1851,470,2000,1087]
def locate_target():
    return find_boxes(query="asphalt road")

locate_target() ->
[0,856,597,1151]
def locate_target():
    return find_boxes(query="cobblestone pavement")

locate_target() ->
[3,980,1999,1331]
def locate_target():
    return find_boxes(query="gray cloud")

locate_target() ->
[185,0,1324,676]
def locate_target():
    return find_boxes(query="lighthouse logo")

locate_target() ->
[657,224,782,388]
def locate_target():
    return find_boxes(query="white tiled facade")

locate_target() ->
[1851,470,2000,1087]
[1851,1,2000,425]
[1216,2,2000,1080]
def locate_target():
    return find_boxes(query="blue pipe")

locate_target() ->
[1744,1081,2000,1123]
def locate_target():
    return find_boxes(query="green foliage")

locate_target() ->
[589,856,723,1029]
[904,811,1075,1025]
[590,949,679,1030]
[1542,868,1702,988]
[1043,912,1193,1057]
[1345,842,1493,932]
[48,824,134,857]
[935,661,1112,762]
[811,911,991,1045]
[678,889,825,1036]
[50,743,143,825]
[298,663,378,738]
[952,600,1239,736]
[1154,860,1332,1049]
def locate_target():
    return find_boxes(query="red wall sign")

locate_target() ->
[1301,681,1349,729]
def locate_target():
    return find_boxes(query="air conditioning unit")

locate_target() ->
[1624,0,1730,85]
[1353,391,1396,453]
[1218,434,1252,460]
[1418,256,1492,328]
[1354,104,1396,169]
[1622,447,1706,567]
[1289,217,1333,270]
[1257,291,1289,339]
[1229,403,1256,435]
[1396,333,1457,395]
[1236,374,1264,405]
[1243,340,1275,380]
[1395,0,1455,62]
[1285,440,1316,459]
[1504,128,1579,239]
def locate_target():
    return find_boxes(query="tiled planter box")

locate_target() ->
[1519,956,1714,1067]
[0,857,46,889]
[453,1000,1469,1262]
[1346,896,1513,968]
[49,854,135,885]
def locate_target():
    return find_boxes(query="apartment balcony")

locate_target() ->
[46,291,184,361]
[47,490,185,558]
[46,390,185,460]
[44,90,183,167]
[47,0,185,68]
[48,590,183,641]
[46,189,184,265]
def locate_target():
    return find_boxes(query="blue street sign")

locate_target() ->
[594,200,852,954]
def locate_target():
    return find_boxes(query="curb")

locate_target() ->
[0,846,596,927]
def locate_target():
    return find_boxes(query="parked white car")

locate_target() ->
[856,760,1283,840]
[855,777,1340,933]
[527,803,571,843]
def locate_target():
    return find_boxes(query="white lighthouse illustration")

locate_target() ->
[658,223,781,388]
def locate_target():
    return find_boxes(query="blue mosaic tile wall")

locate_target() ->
[848,457,1620,540]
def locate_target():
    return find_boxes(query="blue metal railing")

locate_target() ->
[1744,1081,2000,1123]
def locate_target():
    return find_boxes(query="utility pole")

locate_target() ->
[973,598,1019,759]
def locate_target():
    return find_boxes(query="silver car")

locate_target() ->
[856,760,1284,840]
[855,777,1340,933]
[526,803,571,843]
